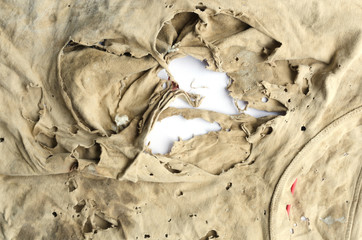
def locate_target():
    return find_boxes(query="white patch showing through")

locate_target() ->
[146,115,221,154]
[320,216,345,225]
[148,56,280,154]
[159,56,237,115]
[158,56,279,117]
[114,114,129,132]
[115,114,129,126]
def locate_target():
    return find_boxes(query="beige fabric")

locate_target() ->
[0,0,361,239]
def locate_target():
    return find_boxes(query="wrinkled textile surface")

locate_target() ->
[0,0,361,239]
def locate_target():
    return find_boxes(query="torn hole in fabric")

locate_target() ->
[145,115,221,154]
[157,55,285,117]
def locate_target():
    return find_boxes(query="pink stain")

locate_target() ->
[286,178,298,217]
[291,178,297,195]
[286,204,291,216]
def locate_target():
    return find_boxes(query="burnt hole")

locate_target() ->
[144,234,150,238]
[149,173,154,176]
[168,219,172,222]
[288,99,291,103]
[164,163,181,173]
[67,4,70,7]
[284,88,288,92]
[235,57,239,61]
[176,191,183,196]
[124,52,132,57]
[0,138,4,143]
[52,212,57,217]
[302,86,309,95]
[248,160,255,165]
[165,234,168,238]
[201,230,219,240]
[226,182,232,190]
[263,127,273,135]
[73,200,86,213]
[301,126,306,131]
[51,94,55,97]
[196,4,207,11]
[290,65,298,72]
[264,210,267,215]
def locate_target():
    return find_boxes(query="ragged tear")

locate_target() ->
[146,115,221,154]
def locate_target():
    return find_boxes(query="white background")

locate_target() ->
[146,56,277,154]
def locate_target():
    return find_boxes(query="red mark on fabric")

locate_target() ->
[171,81,179,91]
[167,76,179,91]
[286,204,291,216]
[286,179,298,217]
[291,178,297,195]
